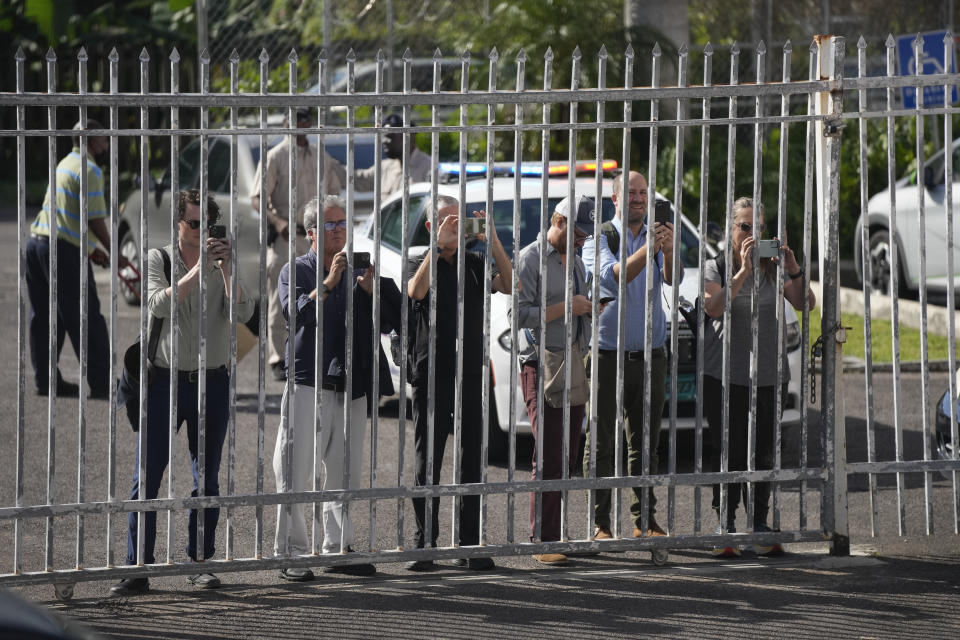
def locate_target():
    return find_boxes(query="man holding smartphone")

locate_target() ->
[405,196,512,571]
[272,195,401,580]
[581,170,683,543]
[112,189,253,596]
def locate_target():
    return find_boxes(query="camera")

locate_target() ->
[463,218,486,235]
[209,224,226,239]
[756,238,781,259]
[353,251,371,270]
[654,200,672,226]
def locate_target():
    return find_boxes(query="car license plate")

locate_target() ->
[666,373,696,402]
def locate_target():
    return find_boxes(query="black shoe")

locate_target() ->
[37,378,79,398]
[110,577,149,596]
[186,573,221,589]
[451,557,495,570]
[322,563,376,576]
[279,567,314,582]
[405,559,434,571]
[271,363,287,381]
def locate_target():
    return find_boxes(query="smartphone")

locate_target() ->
[654,200,672,226]
[756,238,781,258]
[598,296,615,305]
[209,224,226,239]
[463,218,486,235]
[353,251,371,270]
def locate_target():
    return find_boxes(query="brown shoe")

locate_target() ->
[533,553,568,566]
[594,526,612,540]
[634,516,668,538]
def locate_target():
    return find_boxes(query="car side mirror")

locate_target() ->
[706,220,724,245]
[923,164,938,189]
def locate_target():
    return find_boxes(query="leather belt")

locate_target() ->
[598,347,665,361]
[321,381,345,392]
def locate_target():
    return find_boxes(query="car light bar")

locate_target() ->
[438,159,618,180]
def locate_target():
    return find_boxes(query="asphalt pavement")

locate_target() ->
[0,206,958,639]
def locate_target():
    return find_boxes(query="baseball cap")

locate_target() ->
[383,113,403,128]
[555,195,596,236]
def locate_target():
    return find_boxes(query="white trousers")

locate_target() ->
[273,384,367,556]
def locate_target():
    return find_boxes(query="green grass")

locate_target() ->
[803,307,954,363]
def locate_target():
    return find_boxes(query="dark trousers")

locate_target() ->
[25,236,110,391]
[411,375,483,548]
[521,363,585,543]
[126,367,230,565]
[703,374,776,526]
[584,349,667,530]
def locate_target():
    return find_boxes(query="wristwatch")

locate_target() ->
[318,283,331,297]
[788,268,804,280]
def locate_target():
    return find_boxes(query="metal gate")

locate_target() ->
[0,34,957,599]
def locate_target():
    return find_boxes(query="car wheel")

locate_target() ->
[118,225,141,306]
[867,228,904,297]
[487,386,508,464]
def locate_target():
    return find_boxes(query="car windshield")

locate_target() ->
[408,196,701,267]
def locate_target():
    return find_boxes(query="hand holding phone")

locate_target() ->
[209,224,226,239]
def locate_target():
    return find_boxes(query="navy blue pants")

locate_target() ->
[126,367,230,565]
[25,235,110,391]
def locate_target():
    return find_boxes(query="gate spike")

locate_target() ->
[77,47,88,62]
[169,47,180,63]
[15,46,25,62]
[652,42,662,57]
[598,44,608,60]
[288,48,299,63]
[489,47,499,62]
[516,48,527,63]
[259,48,270,63]
[140,47,151,62]
[46,47,56,62]
[885,34,896,49]
[229,49,240,63]
[109,47,119,62]
[544,47,554,62]
[784,39,793,54]
[704,42,714,56]
[402,48,413,62]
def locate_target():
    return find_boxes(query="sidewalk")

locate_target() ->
[12,541,960,639]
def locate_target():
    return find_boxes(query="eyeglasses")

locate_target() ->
[323,220,348,232]
[182,219,208,230]
[735,221,764,234]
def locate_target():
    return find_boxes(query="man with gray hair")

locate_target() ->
[272,194,401,580]
[404,194,513,571]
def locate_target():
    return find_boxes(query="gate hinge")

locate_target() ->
[835,326,852,344]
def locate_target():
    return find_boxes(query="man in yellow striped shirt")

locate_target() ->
[26,119,126,398]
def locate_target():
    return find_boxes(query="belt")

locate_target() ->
[321,381,345,392]
[598,347,665,361]
[30,234,49,242]
[154,365,227,383]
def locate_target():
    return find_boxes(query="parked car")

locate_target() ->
[354,164,805,461]
[855,138,960,297]
[933,369,959,479]
[118,132,378,307]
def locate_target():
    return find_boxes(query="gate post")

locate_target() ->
[815,35,850,556]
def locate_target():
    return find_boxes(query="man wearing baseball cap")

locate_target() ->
[355,113,431,201]
[514,194,608,566]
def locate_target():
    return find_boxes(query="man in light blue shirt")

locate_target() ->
[582,170,682,540]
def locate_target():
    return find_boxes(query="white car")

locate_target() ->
[855,138,960,296]
[355,166,805,461]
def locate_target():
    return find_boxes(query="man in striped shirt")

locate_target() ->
[26,119,126,398]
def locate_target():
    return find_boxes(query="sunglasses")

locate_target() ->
[182,219,215,230]
[323,220,348,232]
[735,221,764,234]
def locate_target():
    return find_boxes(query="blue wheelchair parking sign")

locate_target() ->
[897,31,959,109]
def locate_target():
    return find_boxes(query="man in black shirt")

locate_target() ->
[405,194,512,571]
